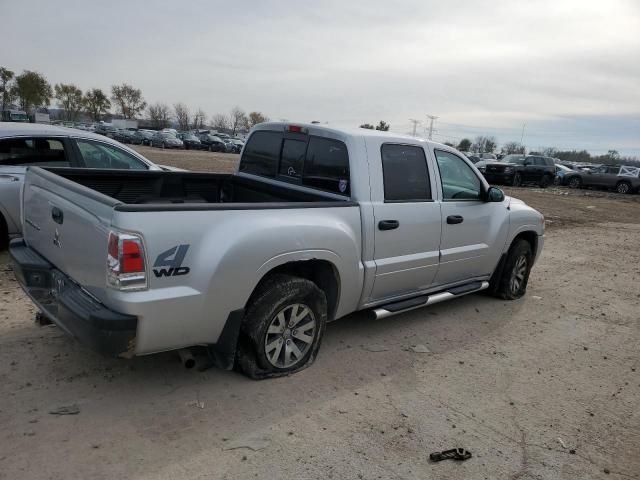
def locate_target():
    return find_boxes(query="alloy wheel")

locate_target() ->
[509,255,528,295]
[264,303,316,369]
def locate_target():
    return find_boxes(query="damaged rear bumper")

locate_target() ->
[9,239,137,357]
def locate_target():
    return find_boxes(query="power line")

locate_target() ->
[408,118,421,137]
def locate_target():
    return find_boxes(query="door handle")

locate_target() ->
[447,215,464,225]
[51,207,64,225]
[378,219,399,230]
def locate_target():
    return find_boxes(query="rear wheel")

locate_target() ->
[489,239,533,300]
[616,181,631,194]
[568,176,582,189]
[553,175,561,186]
[236,274,327,379]
[512,172,522,187]
[539,174,552,188]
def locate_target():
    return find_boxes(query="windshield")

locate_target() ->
[503,155,525,165]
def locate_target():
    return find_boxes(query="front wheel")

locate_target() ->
[236,274,327,379]
[616,181,631,194]
[489,239,533,300]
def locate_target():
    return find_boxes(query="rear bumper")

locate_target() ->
[9,239,137,357]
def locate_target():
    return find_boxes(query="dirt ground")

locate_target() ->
[1,151,639,479]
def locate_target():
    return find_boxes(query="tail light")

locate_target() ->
[287,125,308,134]
[107,231,147,291]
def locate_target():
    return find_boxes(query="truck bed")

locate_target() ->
[43,168,352,210]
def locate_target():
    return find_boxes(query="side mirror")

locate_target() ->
[487,186,505,202]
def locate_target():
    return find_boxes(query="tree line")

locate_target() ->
[0,66,269,135]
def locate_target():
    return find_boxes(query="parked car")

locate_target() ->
[151,132,184,149]
[133,129,155,146]
[554,164,573,185]
[10,122,544,378]
[564,164,640,194]
[95,124,117,138]
[0,123,168,249]
[219,138,235,152]
[199,133,226,152]
[479,154,556,187]
[465,154,481,163]
[179,133,203,150]
[114,129,138,144]
[231,139,245,153]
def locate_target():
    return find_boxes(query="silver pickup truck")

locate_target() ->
[10,122,545,378]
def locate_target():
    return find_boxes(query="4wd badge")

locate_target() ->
[153,244,191,278]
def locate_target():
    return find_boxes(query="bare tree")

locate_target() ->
[472,135,497,153]
[54,83,84,121]
[111,83,146,119]
[192,108,207,129]
[248,111,268,127]
[83,88,111,122]
[502,141,526,155]
[173,102,190,131]
[0,66,15,113]
[147,102,171,129]
[229,106,248,136]
[211,113,230,131]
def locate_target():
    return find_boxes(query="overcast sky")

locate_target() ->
[4,0,639,155]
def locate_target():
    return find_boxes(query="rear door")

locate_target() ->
[432,149,509,286]
[369,141,442,301]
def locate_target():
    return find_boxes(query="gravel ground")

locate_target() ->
[0,151,639,479]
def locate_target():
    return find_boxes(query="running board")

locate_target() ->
[372,281,489,320]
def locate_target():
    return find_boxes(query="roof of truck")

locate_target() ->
[253,121,445,147]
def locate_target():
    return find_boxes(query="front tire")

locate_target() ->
[616,181,631,194]
[236,274,327,379]
[489,239,533,300]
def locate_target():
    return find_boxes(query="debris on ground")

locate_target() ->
[409,344,431,353]
[429,448,472,462]
[49,404,80,415]
[557,437,568,449]
[222,438,270,452]
[362,344,390,352]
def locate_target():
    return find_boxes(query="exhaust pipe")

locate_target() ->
[178,348,196,369]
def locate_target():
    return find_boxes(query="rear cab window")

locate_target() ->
[0,137,71,167]
[239,130,350,196]
[381,144,431,201]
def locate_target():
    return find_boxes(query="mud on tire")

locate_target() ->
[489,239,533,300]
[236,274,327,380]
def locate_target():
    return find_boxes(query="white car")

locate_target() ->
[0,123,175,248]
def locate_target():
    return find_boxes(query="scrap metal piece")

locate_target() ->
[429,448,472,462]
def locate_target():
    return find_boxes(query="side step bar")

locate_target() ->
[372,281,489,320]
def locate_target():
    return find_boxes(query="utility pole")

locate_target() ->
[408,118,421,137]
[520,123,526,145]
[426,115,439,140]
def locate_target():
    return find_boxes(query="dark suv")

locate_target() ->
[479,154,556,187]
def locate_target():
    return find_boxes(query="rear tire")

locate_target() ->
[512,172,522,187]
[489,239,533,300]
[568,176,582,189]
[539,174,551,188]
[236,274,327,380]
[616,181,631,194]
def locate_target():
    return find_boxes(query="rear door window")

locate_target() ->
[302,137,350,195]
[239,131,283,178]
[0,137,71,166]
[381,144,431,201]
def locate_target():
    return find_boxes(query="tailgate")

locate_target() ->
[22,167,118,302]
